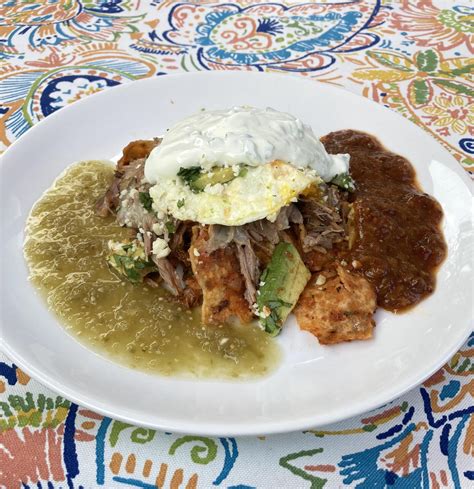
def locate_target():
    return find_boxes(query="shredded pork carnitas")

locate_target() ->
[97,139,377,344]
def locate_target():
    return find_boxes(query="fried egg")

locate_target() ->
[149,161,319,226]
[145,106,349,226]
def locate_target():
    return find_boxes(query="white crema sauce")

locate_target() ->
[144,107,349,182]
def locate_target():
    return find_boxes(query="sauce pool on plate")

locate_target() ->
[23,161,280,378]
[322,130,447,311]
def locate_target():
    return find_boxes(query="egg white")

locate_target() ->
[149,161,319,226]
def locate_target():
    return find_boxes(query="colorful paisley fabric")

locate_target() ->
[0,1,473,488]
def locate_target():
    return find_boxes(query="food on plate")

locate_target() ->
[24,162,279,378]
[143,107,349,226]
[257,242,311,336]
[294,265,376,345]
[321,130,447,311]
[24,106,446,377]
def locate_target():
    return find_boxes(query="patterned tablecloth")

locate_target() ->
[1,1,473,487]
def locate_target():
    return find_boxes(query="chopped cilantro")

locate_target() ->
[165,221,176,234]
[262,308,282,336]
[139,191,153,211]
[177,166,201,185]
[177,198,185,208]
[125,267,140,282]
[331,173,355,192]
[109,250,153,284]
[259,298,292,335]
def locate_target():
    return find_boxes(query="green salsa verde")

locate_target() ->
[24,161,280,378]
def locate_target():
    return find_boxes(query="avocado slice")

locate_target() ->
[257,242,311,336]
[178,165,247,192]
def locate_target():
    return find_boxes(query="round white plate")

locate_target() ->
[1,72,472,436]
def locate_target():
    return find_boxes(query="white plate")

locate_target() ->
[1,72,472,436]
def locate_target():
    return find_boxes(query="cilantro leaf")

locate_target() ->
[177,166,201,185]
[139,192,153,211]
[165,221,176,234]
[331,173,355,192]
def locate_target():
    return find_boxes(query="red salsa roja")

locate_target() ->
[321,130,447,312]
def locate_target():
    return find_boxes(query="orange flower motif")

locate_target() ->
[390,1,474,52]
[422,95,474,135]
[0,427,66,488]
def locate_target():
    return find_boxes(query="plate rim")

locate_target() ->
[2,324,473,436]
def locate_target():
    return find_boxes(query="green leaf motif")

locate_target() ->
[169,436,218,464]
[280,448,327,489]
[409,79,432,107]
[108,420,156,446]
[108,421,134,447]
[432,79,474,97]
[415,50,439,72]
[368,51,414,72]
[448,63,474,77]
[130,427,156,444]
[0,393,71,432]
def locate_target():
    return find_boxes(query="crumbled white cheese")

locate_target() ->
[262,305,271,318]
[232,164,241,176]
[107,239,121,253]
[315,274,326,286]
[152,222,165,235]
[203,182,224,195]
[152,238,171,258]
